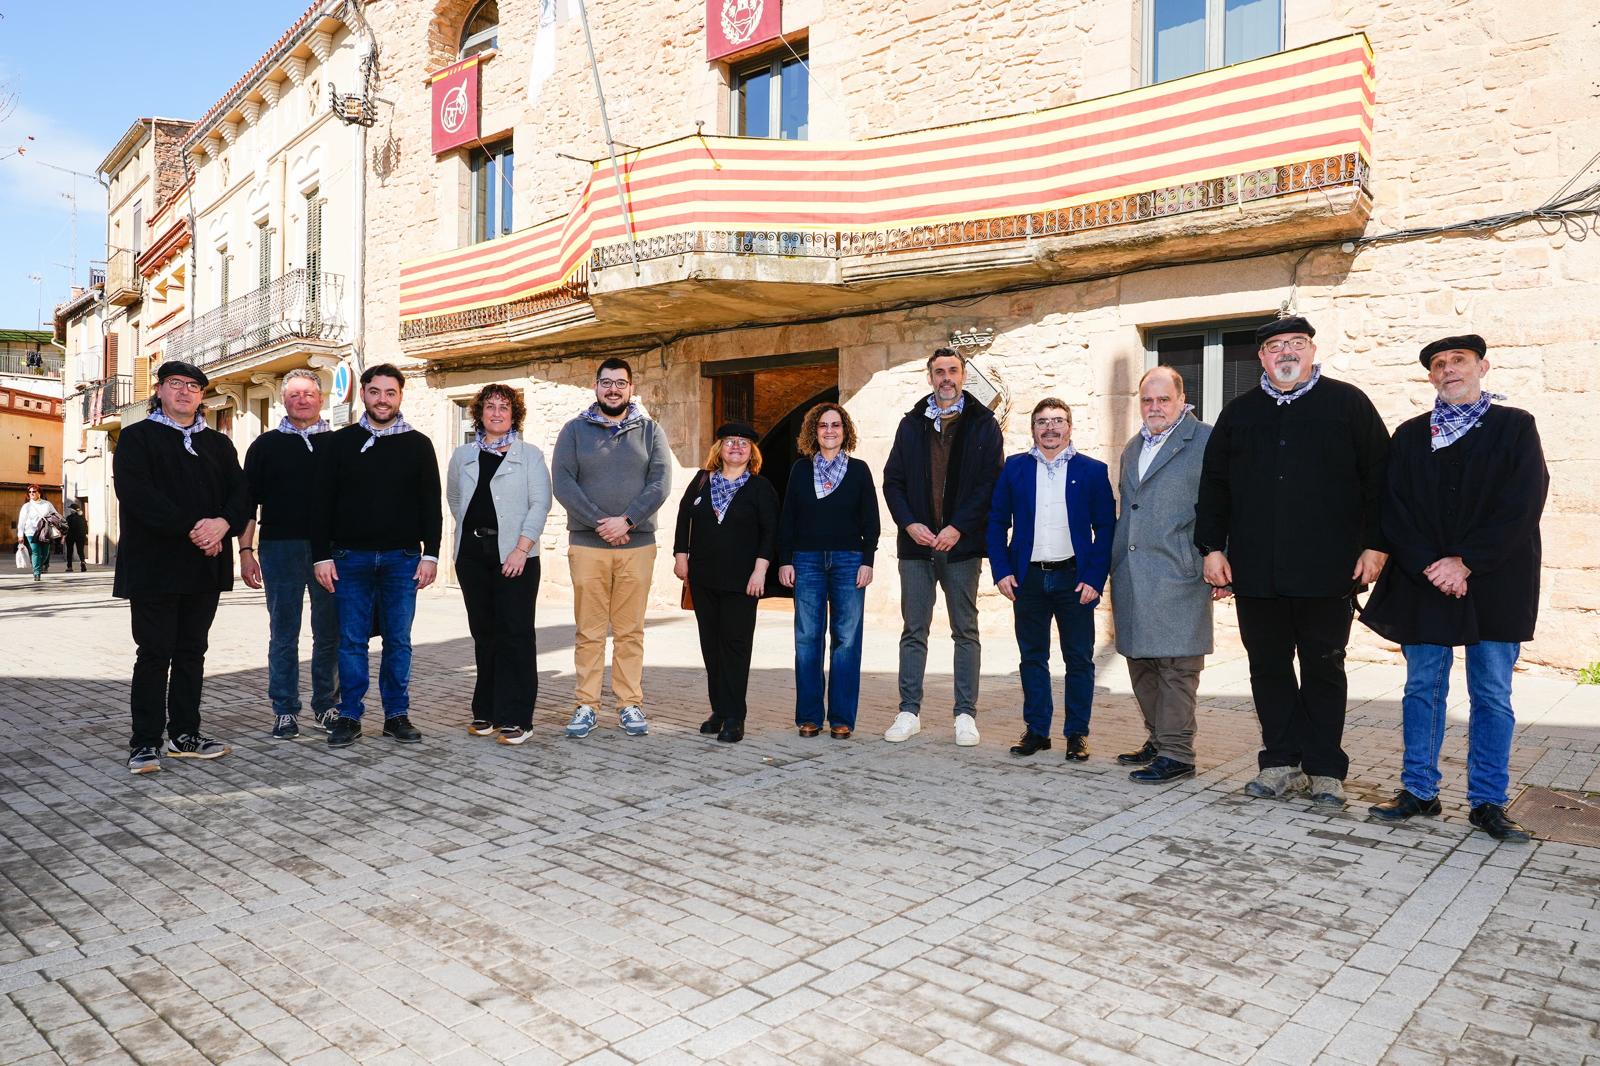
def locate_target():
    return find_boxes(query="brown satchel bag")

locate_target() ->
[680,471,709,610]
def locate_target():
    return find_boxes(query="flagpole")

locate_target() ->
[574,0,641,273]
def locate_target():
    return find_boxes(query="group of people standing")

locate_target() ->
[110,319,1547,845]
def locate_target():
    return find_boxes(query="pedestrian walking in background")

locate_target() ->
[17,484,57,582]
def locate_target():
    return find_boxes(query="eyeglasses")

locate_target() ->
[163,379,204,393]
[597,378,631,390]
[722,438,752,448]
[1033,417,1069,428]
[1263,338,1312,353]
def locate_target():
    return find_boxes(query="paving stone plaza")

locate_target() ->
[3,569,1598,1065]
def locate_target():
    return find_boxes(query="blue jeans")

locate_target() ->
[792,551,866,729]
[1400,641,1520,807]
[259,539,339,718]
[1013,562,1096,738]
[333,548,419,720]
[25,536,50,577]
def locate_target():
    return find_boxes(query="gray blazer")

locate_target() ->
[1110,413,1214,658]
[446,439,553,564]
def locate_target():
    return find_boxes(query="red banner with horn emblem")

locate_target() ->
[707,0,781,61]
[430,56,481,155]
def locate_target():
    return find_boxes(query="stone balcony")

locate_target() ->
[161,268,348,381]
[398,34,1375,364]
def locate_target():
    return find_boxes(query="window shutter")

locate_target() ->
[133,355,150,397]
[105,333,119,378]
[258,222,274,288]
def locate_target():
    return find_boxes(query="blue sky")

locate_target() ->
[0,1,311,331]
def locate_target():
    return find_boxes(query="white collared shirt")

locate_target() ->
[1031,452,1073,562]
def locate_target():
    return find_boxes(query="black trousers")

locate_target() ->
[129,591,221,750]
[690,583,759,726]
[456,538,540,728]
[1235,594,1355,779]
[65,537,87,568]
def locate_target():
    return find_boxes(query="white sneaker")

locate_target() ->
[954,714,980,747]
[884,712,921,742]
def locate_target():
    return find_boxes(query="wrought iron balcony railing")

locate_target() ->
[81,375,133,425]
[0,350,63,377]
[163,269,346,369]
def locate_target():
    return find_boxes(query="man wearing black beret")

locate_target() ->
[1361,335,1547,843]
[114,361,253,774]
[1195,315,1391,807]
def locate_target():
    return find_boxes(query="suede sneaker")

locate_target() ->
[1244,765,1310,799]
[1308,776,1347,807]
[270,714,300,740]
[163,734,231,759]
[565,705,597,738]
[618,705,649,736]
[383,715,423,743]
[128,746,161,775]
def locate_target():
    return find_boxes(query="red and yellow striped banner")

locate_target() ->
[400,34,1374,324]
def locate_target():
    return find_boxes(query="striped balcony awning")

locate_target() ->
[399,34,1374,326]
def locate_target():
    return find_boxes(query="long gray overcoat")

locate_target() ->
[1110,413,1215,659]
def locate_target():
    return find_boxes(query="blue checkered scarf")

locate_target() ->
[580,401,644,435]
[276,415,330,452]
[925,393,965,431]
[1430,392,1504,451]
[709,470,750,523]
[148,408,206,456]
[476,428,519,454]
[1139,405,1194,446]
[1028,444,1076,480]
[813,452,850,499]
[1260,364,1322,405]
[358,411,415,453]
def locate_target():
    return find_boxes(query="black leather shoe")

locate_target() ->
[327,716,361,748]
[1130,756,1194,783]
[699,718,723,735]
[717,723,744,744]
[382,715,423,743]
[1469,803,1531,843]
[1064,734,1089,762]
[1009,732,1051,757]
[1117,740,1158,765]
[1367,789,1442,822]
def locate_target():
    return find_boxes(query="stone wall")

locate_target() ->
[360,0,1600,673]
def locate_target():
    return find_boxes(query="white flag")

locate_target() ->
[526,0,560,109]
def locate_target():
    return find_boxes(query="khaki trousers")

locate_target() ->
[568,544,656,707]
[1126,655,1204,763]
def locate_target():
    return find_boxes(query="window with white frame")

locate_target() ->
[732,47,809,140]
[470,141,514,242]
[1144,317,1274,422]
[1145,0,1282,85]
[459,0,498,58]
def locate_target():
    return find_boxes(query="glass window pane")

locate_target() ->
[1224,0,1280,65]
[500,149,514,235]
[779,56,808,140]
[1152,0,1206,83]
[1220,328,1262,411]
[737,66,772,137]
[1156,334,1206,420]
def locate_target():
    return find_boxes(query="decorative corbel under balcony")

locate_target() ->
[240,100,262,128]
[281,56,307,88]
[307,31,334,66]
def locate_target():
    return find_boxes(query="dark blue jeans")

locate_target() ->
[259,538,339,718]
[792,550,866,729]
[1401,641,1520,808]
[1013,562,1096,737]
[333,548,418,720]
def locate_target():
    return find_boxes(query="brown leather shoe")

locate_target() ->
[829,725,852,739]
[798,723,822,737]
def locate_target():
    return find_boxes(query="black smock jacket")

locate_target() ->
[112,418,252,600]
[673,472,779,593]
[1195,375,1390,599]
[1360,406,1547,646]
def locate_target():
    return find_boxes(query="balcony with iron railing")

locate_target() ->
[163,269,347,370]
[398,35,1375,355]
[105,249,141,306]
[80,375,133,428]
[0,349,63,377]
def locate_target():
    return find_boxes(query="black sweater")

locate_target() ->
[1195,376,1390,598]
[112,418,252,600]
[311,425,442,561]
[777,457,881,567]
[672,471,779,593]
[1361,406,1547,646]
[244,429,331,541]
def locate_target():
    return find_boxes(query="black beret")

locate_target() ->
[156,360,209,388]
[715,421,759,443]
[1419,334,1486,368]
[1255,316,1316,345]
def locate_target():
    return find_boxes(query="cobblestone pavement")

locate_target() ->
[3,568,1598,1066]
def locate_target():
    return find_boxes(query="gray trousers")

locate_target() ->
[898,555,981,717]
[1126,655,1204,762]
